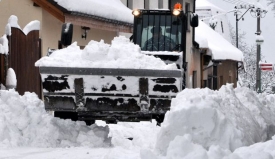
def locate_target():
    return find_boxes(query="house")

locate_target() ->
[192,0,243,89]
[0,0,133,57]
[195,20,243,89]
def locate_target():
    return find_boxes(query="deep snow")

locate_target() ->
[1,85,275,159]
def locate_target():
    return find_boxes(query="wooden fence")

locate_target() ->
[0,54,5,87]
[0,27,41,98]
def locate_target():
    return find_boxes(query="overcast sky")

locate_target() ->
[207,0,275,63]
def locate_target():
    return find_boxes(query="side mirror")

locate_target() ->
[190,15,199,27]
[61,23,73,46]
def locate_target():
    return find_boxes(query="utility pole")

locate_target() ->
[233,0,267,93]
[256,13,261,92]
[253,0,267,93]
[236,12,238,48]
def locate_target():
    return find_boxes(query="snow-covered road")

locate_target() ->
[1,84,275,159]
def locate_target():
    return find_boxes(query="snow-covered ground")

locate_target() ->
[2,36,275,158]
[1,85,275,159]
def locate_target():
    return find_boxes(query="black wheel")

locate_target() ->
[54,111,78,121]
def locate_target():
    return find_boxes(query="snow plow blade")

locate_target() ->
[39,67,182,123]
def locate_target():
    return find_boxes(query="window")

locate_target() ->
[134,11,183,52]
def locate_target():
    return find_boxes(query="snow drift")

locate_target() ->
[151,84,275,158]
[1,85,275,158]
[0,90,111,148]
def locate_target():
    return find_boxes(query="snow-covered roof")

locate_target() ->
[195,20,243,62]
[52,0,133,24]
[196,0,226,13]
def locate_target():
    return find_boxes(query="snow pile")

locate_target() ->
[22,20,40,35]
[107,121,160,151]
[53,0,133,24]
[149,84,275,159]
[8,15,21,29]
[0,35,9,55]
[35,36,177,70]
[5,68,17,88]
[0,90,111,148]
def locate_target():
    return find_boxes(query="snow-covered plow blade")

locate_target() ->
[39,67,181,123]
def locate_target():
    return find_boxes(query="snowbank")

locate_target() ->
[0,90,111,148]
[1,86,275,158]
[35,36,177,70]
[0,35,8,55]
[151,84,275,158]
[5,68,17,88]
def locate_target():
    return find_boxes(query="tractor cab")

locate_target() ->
[132,9,184,52]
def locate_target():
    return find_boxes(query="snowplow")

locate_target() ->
[37,4,198,125]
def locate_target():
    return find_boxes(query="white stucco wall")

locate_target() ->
[41,10,118,56]
[0,0,42,36]
[41,10,62,55]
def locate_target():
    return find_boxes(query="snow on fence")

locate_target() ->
[0,15,42,98]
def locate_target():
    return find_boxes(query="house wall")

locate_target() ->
[202,60,237,89]
[41,10,117,56]
[0,0,42,36]
[164,0,196,88]
[217,60,237,88]
[186,0,196,88]
[188,48,201,88]
[41,10,62,55]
